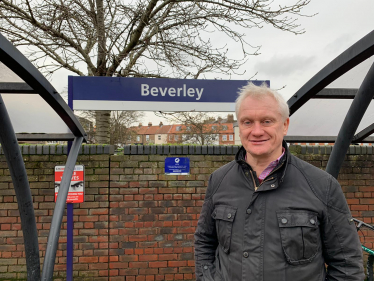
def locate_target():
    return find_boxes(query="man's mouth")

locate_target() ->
[250,139,268,144]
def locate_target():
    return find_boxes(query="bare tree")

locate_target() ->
[160,112,223,145]
[110,111,144,148]
[0,0,313,143]
[77,110,143,145]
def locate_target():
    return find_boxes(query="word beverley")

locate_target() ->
[141,84,204,100]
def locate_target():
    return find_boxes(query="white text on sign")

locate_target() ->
[141,84,204,100]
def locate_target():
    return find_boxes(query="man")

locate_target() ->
[194,83,364,281]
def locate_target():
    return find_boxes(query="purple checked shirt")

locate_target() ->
[258,148,285,183]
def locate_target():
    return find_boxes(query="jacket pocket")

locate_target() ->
[276,210,320,265]
[211,205,237,254]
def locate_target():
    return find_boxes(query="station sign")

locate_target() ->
[69,76,269,112]
[165,157,190,175]
[55,165,85,203]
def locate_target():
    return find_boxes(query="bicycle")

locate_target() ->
[353,218,374,281]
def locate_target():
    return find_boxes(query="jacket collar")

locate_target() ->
[235,140,289,183]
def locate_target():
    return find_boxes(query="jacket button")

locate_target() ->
[246,209,252,215]
[227,213,232,219]
[271,184,275,187]
[281,218,288,224]
[243,252,249,258]
[310,219,316,225]
[204,265,208,270]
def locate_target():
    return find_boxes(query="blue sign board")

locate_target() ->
[165,157,190,175]
[69,76,269,112]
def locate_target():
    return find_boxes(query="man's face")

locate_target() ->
[238,95,289,161]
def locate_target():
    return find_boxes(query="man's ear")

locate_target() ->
[283,118,290,135]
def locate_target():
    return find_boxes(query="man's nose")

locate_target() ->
[251,122,264,135]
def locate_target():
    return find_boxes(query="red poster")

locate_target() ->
[55,165,85,203]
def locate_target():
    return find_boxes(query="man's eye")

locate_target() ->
[263,120,272,125]
[243,121,252,126]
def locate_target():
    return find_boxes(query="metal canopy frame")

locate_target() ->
[284,135,374,144]
[288,31,374,114]
[286,88,374,144]
[0,32,87,280]
[287,30,374,179]
[0,82,35,93]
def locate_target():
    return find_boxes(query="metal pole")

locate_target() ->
[41,136,83,281]
[326,62,374,179]
[66,77,74,281]
[66,203,74,281]
[0,94,41,280]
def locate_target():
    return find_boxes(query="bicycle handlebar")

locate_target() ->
[352,218,374,231]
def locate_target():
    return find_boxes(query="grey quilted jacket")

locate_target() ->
[194,143,364,281]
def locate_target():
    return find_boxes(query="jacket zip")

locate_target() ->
[249,170,258,190]
[251,162,285,190]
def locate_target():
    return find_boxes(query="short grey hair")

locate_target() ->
[235,82,290,120]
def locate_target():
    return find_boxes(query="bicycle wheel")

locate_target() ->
[367,255,374,281]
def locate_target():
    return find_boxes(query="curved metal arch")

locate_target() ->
[287,30,374,179]
[0,95,41,280]
[325,62,374,178]
[0,33,87,140]
[0,33,88,280]
[288,30,374,115]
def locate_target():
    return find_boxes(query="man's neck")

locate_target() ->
[246,147,283,176]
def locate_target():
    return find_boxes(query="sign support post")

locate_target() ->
[66,202,73,281]
[55,164,85,281]
[67,86,73,281]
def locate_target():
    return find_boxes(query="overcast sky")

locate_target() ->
[48,0,374,126]
[238,0,374,98]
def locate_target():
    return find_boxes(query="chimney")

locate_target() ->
[138,123,142,127]
[148,122,152,127]
[159,122,163,127]
[227,114,234,123]
[217,116,222,123]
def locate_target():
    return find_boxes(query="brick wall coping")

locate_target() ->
[123,144,373,155]
[0,144,114,155]
[122,144,373,155]
[0,144,372,155]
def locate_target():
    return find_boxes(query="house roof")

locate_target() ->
[168,123,234,134]
[156,125,173,134]
[130,122,234,135]
[144,125,160,135]
[130,124,173,135]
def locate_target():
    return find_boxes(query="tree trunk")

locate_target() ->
[95,110,111,144]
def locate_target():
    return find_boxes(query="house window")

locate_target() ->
[186,126,191,131]
[229,135,233,141]
[136,136,140,141]
[222,125,228,130]
[176,126,181,131]
[146,135,149,141]
[174,135,179,141]
[222,135,227,141]
[169,135,173,140]
[158,135,161,140]
[212,126,217,130]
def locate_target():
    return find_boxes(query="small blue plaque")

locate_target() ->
[165,157,190,175]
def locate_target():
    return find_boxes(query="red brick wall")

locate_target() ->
[0,145,373,280]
